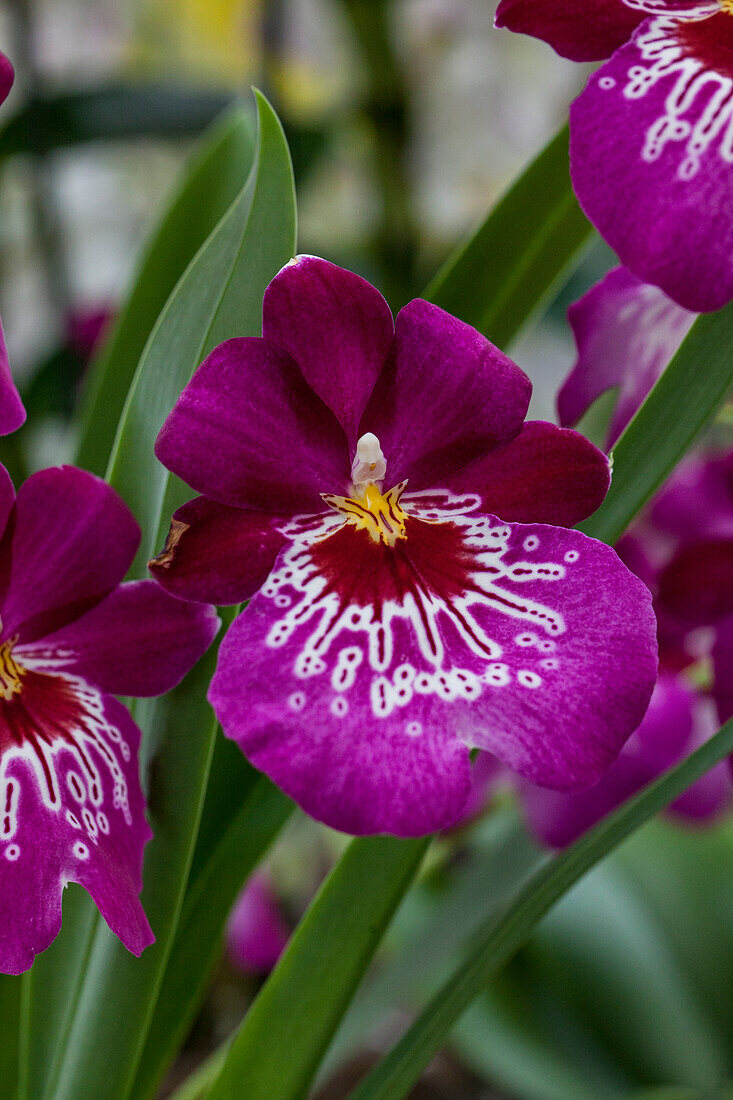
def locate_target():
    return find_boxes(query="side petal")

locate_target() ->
[21,580,220,698]
[0,679,152,973]
[571,15,733,312]
[148,495,287,606]
[0,466,140,642]
[560,268,696,446]
[262,256,394,448]
[208,493,656,837]
[445,421,610,526]
[520,674,696,847]
[0,320,26,437]
[363,299,532,489]
[495,0,645,61]
[155,337,349,513]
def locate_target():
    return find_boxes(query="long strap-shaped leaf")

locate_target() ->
[350,716,733,1100]
[424,126,592,348]
[206,836,430,1100]
[76,105,255,476]
[41,92,296,1100]
[579,300,733,544]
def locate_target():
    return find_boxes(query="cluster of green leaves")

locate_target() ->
[1,87,731,1100]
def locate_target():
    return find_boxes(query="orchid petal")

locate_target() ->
[148,495,287,606]
[20,580,219,698]
[0,321,26,437]
[446,421,610,526]
[0,467,140,643]
[155,337,349,513]
[495,0,646,61]
[263,256,394,448]
[560,267,695,446]
[0,680,152,973]
[571,14,733,311]
[208,492,657,835]
[363,299,531,490]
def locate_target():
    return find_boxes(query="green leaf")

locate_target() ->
[206,836,430,1100]
[349,716,733,1100]
[0,85,233,158]
[130,776,293,1098]
[37,90,295,1100]
[578,304,733,544]
[424,126,592,349]
[76,104,255,476]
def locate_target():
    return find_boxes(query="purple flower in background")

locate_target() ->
[226,872,290,975]
[0,53,26,437]
[0,464,218,973]
[151,255,657,837]
[510,447,733,847]
[559,267,696,448]
[495,0,733,311]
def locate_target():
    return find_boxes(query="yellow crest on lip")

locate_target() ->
[322,481,409,547]
[0,639,24,701]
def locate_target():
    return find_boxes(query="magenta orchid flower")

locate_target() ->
[559,267,696,448]
[495,0,733,312]
[0,53,26,437]
[226,872,290,975]
[150,255,657,838]
[0,464,218,974]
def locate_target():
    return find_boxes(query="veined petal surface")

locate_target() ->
[445,421,610,526]
[571,12,733,311]
[155,338,349,513]
[148,495,287,605]
[23,580,220,697]
[209,490,657,835]
[0,466,140,642]
[0,676,152,973]
[263,256,394,448]
[560,267,696,446]
[363,299,532,490]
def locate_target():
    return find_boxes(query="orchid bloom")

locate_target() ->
[495,0,733,312]
[150,255,657,838]
[0,53,26,437]
[559,266,696,448]
[0,464,218,973]
[517,448,733,847]
[226,872,290,975]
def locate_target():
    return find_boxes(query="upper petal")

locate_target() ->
[0,320,26,437]
[262,256,394,448]
[560,267,696,447]
[155,337,350,513]
[571,15,733,311]
[0,677,152,973]
[149,495,287,605]
[0,466,140,642]
[495,0,646,61]
[444,421,610,527]
[209,489,656,837]
[21,580,219,698]
[362,299,532,489]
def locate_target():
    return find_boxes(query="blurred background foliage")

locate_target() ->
[0,2,731,1098]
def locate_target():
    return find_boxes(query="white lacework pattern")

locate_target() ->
[262,490,577,725]
[608,10,733,179]
[623,1,720,17]
[0,670,132,865]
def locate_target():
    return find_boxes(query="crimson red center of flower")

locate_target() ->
[677,11,733,74]
[310,514,479,616]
